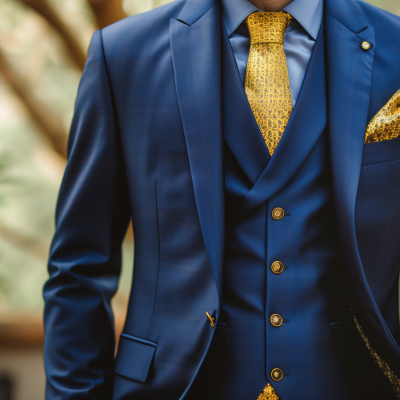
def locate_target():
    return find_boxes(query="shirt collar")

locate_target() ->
[221,0,323,40]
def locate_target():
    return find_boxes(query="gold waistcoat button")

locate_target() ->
[272,207,285,220]
[271,261,284,274]
[270,314,283,327]
[361,41,371,51]
[271,368,284,382]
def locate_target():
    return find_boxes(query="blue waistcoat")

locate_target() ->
[188,21,356,400]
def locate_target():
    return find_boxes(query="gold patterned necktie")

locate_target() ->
[245,14,290,400]
[245,12,293,156]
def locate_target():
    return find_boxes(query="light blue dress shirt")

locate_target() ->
[221,0,323,107]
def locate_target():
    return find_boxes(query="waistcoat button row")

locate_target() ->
[270,314,283,327]
[271,368,284,382]
[272,207,285,220]
[271,261,284,274]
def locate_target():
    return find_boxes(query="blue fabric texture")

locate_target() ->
[186,22,355,400]
[43,0,400,398]
[221,0,323,106]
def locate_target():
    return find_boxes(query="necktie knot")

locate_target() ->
[246,12,291,45]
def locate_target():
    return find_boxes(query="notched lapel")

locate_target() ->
[170,3,224,299]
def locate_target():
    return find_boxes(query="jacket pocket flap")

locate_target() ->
[114,334,157,383]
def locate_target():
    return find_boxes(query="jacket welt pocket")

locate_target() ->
[114,334,157,383]
[362,137,400,166]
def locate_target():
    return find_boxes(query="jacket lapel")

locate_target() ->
[326,0,400,372]
[221,24,271,186]
[170,0,224,299]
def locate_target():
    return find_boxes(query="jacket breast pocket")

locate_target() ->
[362,137,400,166]
[114,334,157,383]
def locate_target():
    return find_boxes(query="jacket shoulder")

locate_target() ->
[100,0,186,55]
[356,1,400,31]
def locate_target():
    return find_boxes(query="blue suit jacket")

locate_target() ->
[43,0,400,398]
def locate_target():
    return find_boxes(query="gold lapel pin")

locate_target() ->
[361,41,371,51]
[206,311,215,328]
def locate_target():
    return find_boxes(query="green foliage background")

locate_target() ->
[0,0,398,313]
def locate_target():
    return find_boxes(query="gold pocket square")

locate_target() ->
[365,89,400,144]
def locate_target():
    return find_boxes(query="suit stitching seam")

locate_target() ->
[99,30,121,138]
[147,179,161,338]
[98,29,133,211]
[362,158,400,167]
[120,333,157,348]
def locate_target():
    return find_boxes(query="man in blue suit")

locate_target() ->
[43,0,400,398]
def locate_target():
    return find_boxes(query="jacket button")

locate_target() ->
[271,368,284,382]
[272,207,285,220]
[271,261,284,274]
[270,314,283,327]
[361,41,371,51]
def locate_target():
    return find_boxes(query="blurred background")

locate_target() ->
[0,0,399,399]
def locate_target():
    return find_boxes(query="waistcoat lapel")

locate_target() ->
[170,0,224,299]
[222,25,271,187]
[243,23,327,210]
[325,0,400,374]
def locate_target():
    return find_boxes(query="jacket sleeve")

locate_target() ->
[43,29,131,400]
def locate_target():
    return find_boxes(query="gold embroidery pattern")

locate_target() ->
[245,12,292,156]
[257,383,281,400]
[351,308,400,398]
[365,89,400,143]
